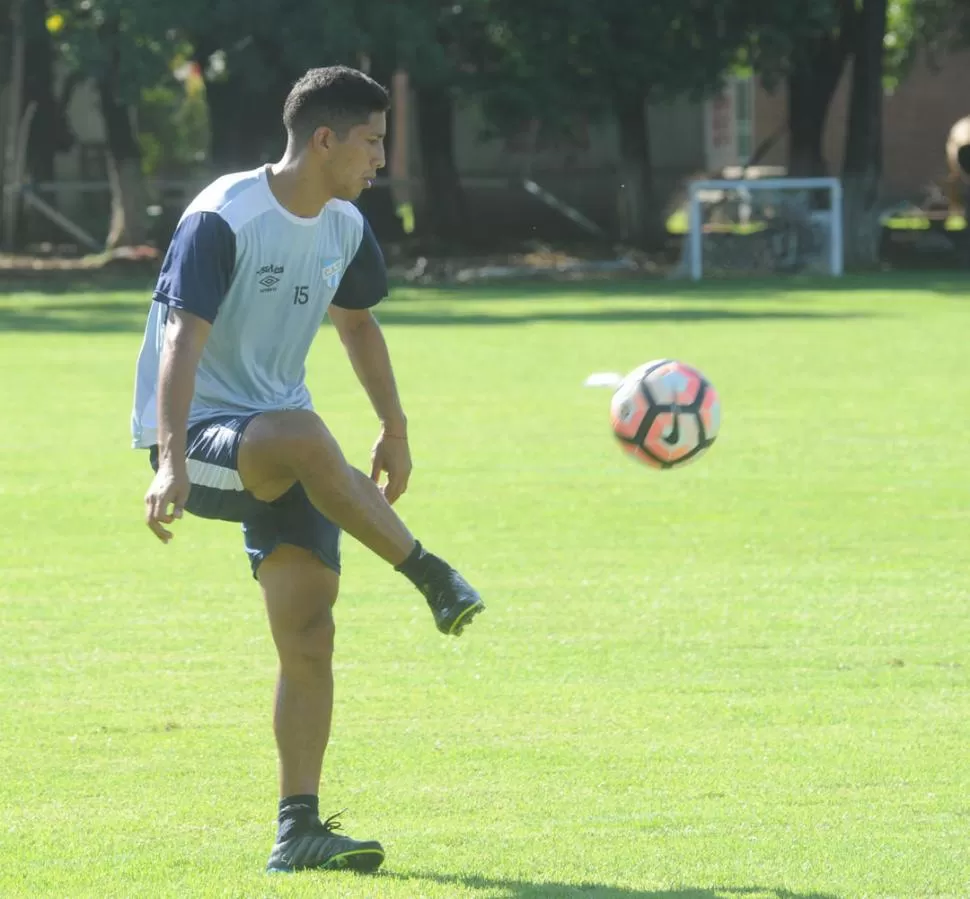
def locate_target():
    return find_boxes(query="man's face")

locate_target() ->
[320,111,386,201]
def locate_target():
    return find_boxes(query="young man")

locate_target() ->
[131,65,485,874]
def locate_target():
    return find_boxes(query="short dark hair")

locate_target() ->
[283,66,389,144]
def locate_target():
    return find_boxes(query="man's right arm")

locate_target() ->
[152,209,236,465]
[145,309,211,542]
[144,209,235,542]
[157,308,212,473]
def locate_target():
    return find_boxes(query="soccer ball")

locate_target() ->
[610,359,721,469]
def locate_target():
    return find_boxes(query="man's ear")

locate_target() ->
[311,125,335,152]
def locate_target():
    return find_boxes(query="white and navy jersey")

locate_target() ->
[131,165,387,449]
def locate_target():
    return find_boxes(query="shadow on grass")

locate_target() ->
[391,270,970,303]
[0,298,150,334]
[1,267,967,300]
[0,272,154,296]
[377,871,841,899]
[372,307,868,328]
[11,263,963,333]
[0,295,870,334]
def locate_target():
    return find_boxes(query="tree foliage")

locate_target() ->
[15,0,970,252]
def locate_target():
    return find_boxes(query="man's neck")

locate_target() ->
[267,158,333,218]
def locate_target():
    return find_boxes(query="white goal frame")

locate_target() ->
[687,177,844,280]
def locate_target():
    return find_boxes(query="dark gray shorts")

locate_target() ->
[149,413,341,578]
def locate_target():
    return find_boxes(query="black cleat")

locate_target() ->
[265,812,385,874]
[415,559,486,636]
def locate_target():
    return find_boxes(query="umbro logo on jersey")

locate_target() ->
[257,264,284,292]
[321,258,344,289]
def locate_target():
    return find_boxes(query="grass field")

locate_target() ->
[1,273,968,899]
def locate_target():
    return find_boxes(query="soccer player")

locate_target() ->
[130,65,485,874]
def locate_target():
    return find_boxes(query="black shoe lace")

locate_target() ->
[316,809,348,834]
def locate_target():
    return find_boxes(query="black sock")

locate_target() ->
[277,794,318,842]
[395,540,437,585]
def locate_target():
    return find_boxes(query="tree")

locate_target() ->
[482,0,756,247]
[840,0,959,267]
[49,0,177,248]
[744,0,857,177]
[1,0,25,251]
[94,10,151,247]
[183,0,363,171]
[745,0,966,266]
[23,1,75,187]
[148,0,470,242]
[352,0,492,244]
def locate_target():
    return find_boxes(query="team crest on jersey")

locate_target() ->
[321,258,344,289]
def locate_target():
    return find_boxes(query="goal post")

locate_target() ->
[685,177,844,280]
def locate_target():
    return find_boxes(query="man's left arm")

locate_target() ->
[327,217,411,503]
[328,306,411,503]
[328,306,407,437]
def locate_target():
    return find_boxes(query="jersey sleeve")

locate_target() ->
[152,211,236,323]
[331,217,388,310]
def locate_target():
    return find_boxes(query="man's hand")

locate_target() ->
[145,463,191,543]
[370,429,412,505]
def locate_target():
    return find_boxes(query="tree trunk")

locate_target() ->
[842,0,888,270]
[197,65,288,171]
[23,0,73,184]
[98,93,148,248]
[415,83,466,243]
[2,0,25,251]
[97,16,148,248]
[18,2,77,246]
[191,39,267,171]
[614,90,664,249]
[787,34,848,178]
[204,76,254,170]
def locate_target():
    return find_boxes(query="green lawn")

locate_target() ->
[0,274,968,899]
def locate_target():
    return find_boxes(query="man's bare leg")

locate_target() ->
[260,545,385,873]
[260,545,337,798]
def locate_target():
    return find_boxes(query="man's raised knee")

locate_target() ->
[240,410,349,500]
